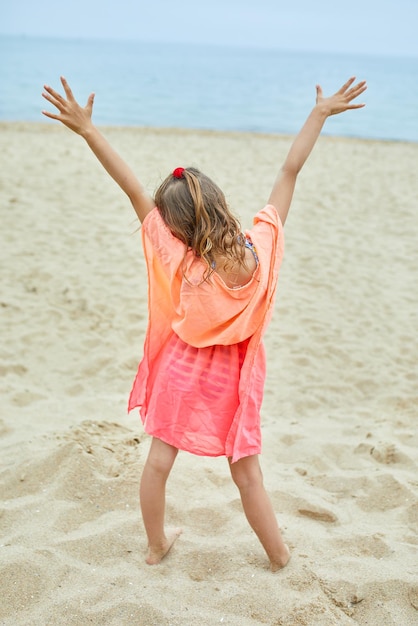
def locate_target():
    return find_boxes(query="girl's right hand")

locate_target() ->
[42,76,95,136]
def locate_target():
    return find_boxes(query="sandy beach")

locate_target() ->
[1,121,417,625]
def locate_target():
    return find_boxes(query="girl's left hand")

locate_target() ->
[316,76,367,116]
[42,76,95,136]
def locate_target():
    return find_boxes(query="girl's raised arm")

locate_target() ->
[268,77,367,226]
[42,76,154,223]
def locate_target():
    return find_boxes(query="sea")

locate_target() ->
[1,34,417,142]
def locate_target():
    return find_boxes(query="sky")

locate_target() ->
[2,0,418,57]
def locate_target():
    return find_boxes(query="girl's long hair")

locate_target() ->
[154,167,246,282]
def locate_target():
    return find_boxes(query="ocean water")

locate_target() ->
[1,34,417,142]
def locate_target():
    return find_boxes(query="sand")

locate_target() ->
[0,121,417,625]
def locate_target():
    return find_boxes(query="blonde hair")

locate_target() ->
[154,167,246,282]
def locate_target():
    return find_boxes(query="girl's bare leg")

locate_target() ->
[228,454,290,571]
[140,437,182,564]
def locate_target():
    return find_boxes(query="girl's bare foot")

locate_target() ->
[270,543,291,572]
[146,527,182,565]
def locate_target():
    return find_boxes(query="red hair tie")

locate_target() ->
[172,167,185,179]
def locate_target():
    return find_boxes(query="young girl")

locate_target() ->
[42,76,366,571]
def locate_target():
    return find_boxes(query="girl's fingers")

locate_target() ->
[348,81,367,97]
[60,76,75,101]
[42,91,62,111]
[42,90,56,103]
[340,78,367,100]
[42,110,60,120]
[348,81,367,96]
[337,76,356,95]
[347,84,367,102]
[86,92,95,112]
[43,84,66,104]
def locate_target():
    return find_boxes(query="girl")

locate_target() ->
[42,76,367,571]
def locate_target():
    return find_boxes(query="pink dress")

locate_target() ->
[128,204,284,462]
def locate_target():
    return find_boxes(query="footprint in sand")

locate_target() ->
[0,363,28,377]
[357,440,413,467]
[65,383,85,397]
[11,389,47,407]
[332,533,391,559]
[320,578,364,617]
[270,490,338,523]
[0,418,12,436]
[370,441,399,464]
[356,474,413,512]
[185,506,230,533]
[297,504,338,524]
[409,586,418,610]
[186,550,224,582]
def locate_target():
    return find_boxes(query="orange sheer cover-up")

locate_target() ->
[128,204,284,463]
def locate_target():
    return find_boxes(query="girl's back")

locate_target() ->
[212,243,258,289]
